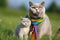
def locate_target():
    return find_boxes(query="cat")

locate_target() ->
[28,1,52,40]
[15,17,31,40]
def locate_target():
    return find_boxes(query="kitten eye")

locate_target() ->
[23,21,25,22]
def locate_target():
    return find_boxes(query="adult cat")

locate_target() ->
[28,1,52,40]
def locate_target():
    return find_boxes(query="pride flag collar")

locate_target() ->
[30,15,46,25]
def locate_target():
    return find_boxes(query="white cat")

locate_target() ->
[15,17,31,40]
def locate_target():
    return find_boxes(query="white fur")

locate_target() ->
[15,18,31,40]
[19,27,30,40]
[38,15,52,40]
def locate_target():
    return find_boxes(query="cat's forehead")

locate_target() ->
[34,3,40,7]
[35,3,40,6]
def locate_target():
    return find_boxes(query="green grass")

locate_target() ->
[0,8,60,40]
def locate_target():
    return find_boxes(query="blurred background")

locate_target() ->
[0,0,60,40]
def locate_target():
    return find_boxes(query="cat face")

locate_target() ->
[20,17,31,27]
[29,1,45,18]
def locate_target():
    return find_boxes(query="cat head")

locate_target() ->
[20,17,31,27]
[29,1,45,18]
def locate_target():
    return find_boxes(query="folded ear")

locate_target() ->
[29,1,33,7]
[41,1,45,6]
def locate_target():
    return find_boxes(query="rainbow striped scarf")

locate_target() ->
[30,17,45,25]
[26,15,46,40]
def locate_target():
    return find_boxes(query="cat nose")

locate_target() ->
[36,8,39,12]
[36,8,38,9]
[36,10,39,14]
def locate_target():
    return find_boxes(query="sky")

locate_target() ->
[55,0,60,8]
[7,0,60,9]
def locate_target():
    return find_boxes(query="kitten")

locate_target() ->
[15,17,31,40]
[29,1,52,40]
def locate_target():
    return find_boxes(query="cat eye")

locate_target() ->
[32,7,35,9]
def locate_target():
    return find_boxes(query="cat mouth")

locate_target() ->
[28,13,41,19]
[32,12,39,16]
[32,13,38,16]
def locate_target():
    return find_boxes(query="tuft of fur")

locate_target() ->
[29,1,52,40]
[56,28,60,36]
[15,17,31,40]
[52,28,60,40]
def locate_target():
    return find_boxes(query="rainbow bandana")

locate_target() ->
[26,15,46,40]
[30,17,45,25]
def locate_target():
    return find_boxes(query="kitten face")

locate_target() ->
[29,1,45,18]
[20,18,31,27]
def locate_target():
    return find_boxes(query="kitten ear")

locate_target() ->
[41,1,45,6]
[20,16,23,20]
[29,1,33,7]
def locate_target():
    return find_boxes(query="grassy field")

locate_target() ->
[0,8,60,40]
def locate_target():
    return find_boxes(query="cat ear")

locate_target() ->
[41,1,45,6]
[20,16,23,20]
[39,1,45,8]
[29,1,34,7]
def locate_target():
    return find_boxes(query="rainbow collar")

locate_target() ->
[26,14,46,25]
[30,18,44,25]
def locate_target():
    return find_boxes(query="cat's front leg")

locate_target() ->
[19,32,23,40]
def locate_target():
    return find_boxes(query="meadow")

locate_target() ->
[0,8,60,40]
